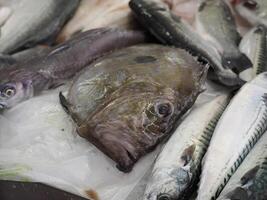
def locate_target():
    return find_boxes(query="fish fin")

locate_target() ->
[181,144,196,166]
[222,52,252,73]
[59,92,71,114]
[48,81,64,89]
[47,45,70,57]
[240,165,260,185]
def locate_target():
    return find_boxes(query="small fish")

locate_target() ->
[239,25,267,81]
[196,0,252,72]
[0,28,147,109]
[60,44,208,172]
[129,0,242,87]
[217,131,267,200]
[197,73,267,200]
[0,0,80,54]
[143,93,231,200]
[235,0,267,28]
[57,0,138,43]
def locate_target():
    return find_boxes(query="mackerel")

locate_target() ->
[197,73,267,200]
[217,131,267,200]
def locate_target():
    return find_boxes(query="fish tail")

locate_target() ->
[222,51,252,73]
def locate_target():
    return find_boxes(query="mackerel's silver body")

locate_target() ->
[239,26,267,82]
[197,73,267,200]
[218,131,267,200]
[143,94,231,200]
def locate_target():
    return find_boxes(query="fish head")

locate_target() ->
[143,167,191,200]
[0,80,33,109]
[236,0,267,18]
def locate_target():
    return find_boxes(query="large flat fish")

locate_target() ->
[0,0,80,54]
[217,130,267,200]
[129,0,242,87]
[197,73,267,200]
[196,0,252,72]
[0,28,147,109]
[143,93,231,200]
[59,44,208,172]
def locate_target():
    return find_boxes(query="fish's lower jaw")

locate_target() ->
[222,52,252,73]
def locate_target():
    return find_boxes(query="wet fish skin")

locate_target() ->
[129,0,242,87]
[143,93,231,200]
[0,28,147,109]
[235,0,267,28]
[60,44,208,172]
[196,0,252,72]
[0,0,80,54]
[217,130,267,200]
[197,73,267,200]
[239,25,267,81]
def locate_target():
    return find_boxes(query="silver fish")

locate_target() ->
[60,44,208,172]
[0,28,147,109]
[197,73,267,200]
[217,130,267,200]
[129,0,242,87]
[0,0,80,54]
[235,0,267,28]
[143,93,231,200]
[196,0,252,72]
[239,25,267,82]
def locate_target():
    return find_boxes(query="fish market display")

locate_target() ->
[217,130,267,200]
[234,0,267,28]
[60,44,208,172]
[196,0,252,72]
[57,0,138,43]
[129,0,242,87]
[0,0,80,54]
[143,93,231,200]
[0,28,147,109]
[197,73,267,200]
[239,25,267,82]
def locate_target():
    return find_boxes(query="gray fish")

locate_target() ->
[239,25,267,82]
[197,73,267,200]
[0,28,147,109]
[143,93,231,200]
[59,44,208,172]
[0,0,80,54]
[235,0,267,28]
[129,0,242,87]
[217,130,267,200]
[196,0,252,72]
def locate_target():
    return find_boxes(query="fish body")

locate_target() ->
[60,44,208,172]
[129,0,242,87]
[57,0,138,43]
[197,73,267,200]
[217,131,267,200]
[143,93,231,200]
[239,25,267,81]
[0,0,80,54]
[0,28,147,109]
[196,0,252,72]
[235,0,267,28]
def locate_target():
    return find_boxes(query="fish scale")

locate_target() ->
[197,73,267,200]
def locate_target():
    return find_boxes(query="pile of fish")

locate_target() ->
[1,0,267,199]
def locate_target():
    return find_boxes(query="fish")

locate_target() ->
[0,28,147,109]
[143,93,231,200]
[239,25,267,82]
[57,0,138,43]
[196,0,252,72]
[234,0,267,28]
[0,0,80,54]
[59,44,208,172]
[129,0,242,87]
[217,130,267,200]
[197,73,267,200]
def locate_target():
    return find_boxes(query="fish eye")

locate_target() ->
[2,87,16,98]
[243,0,258,9]
[156,102,173,118]
[157,193,171,200]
